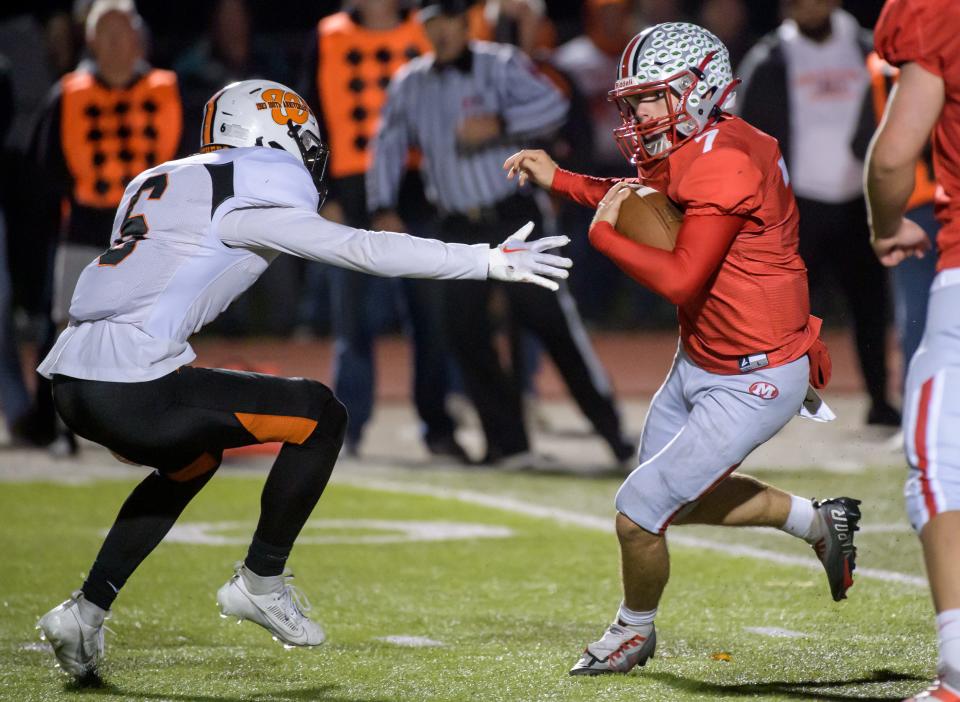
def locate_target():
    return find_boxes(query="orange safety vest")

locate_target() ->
[866,51,937,211]
[316,12,431,179]
[60,68,182,209]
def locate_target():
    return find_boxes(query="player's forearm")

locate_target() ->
[588,214,742,306]
[588,222,701,305]
[221,206,489,280]
[864,148,916,240]
[551,168,631,209]
[864,63,945,239]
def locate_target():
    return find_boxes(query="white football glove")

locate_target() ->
[487,221,572,291]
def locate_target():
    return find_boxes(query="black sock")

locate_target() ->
[81,566,121,611]
[244,536,292,577]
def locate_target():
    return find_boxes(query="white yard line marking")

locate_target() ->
[160,519,513,546]
[743,627,807,639]
[376,635,445,648]
[338,478,928,589]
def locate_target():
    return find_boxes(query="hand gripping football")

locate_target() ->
[613,186,683,251]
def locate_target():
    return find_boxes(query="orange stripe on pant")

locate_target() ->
[168,451,220,482]
[915,376,939,520]
[234,412,318,445]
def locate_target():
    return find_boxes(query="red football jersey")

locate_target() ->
[875,0,960,270]
[553,115,819,374]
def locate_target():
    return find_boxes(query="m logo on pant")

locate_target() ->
[748,382,780,400]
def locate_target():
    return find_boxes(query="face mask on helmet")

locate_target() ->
[610,23,740,167]
[611,81,691,164]
[287,121,329,210]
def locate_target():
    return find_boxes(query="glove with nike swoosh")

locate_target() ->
[487,221,572,291]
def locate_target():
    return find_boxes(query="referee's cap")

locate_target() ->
[418,0,472,22]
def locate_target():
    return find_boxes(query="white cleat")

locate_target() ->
[216,565,325,647]
[569,621,656,675]
[36,592,108,681]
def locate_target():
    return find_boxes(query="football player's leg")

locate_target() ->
[903,317,960,693]
[659,357,861,600]
[49,370,343,648]
[616,353,809,566]
[637,349,688,464]
[157,367,346,579]
[570,358,692,675]
[167,368,346,646]
[672,473,790,527]
[611,357,692,610]
[569,355,690,675]
[41,371,230,679]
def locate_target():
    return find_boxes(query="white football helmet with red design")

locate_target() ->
[610,22,738,165]
[199,80,329,203]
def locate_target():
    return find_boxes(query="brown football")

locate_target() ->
[612,186,683,251]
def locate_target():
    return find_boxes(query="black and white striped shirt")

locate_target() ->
[367,41,569,215]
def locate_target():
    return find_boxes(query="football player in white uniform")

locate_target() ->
[34,79,571,682]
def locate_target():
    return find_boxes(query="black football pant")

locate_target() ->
[52,367,347,610]
[796,196,892,409]
[440,195,631,462]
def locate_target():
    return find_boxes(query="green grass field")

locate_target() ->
[0,463,937,701]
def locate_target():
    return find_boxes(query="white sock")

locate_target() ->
[617,602,656,629]
[937,610,960,690]
[781,496,821,544]
[241,565,285,595]
[76,595,107,627]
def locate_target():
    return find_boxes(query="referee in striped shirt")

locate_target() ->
[368,0,634,467]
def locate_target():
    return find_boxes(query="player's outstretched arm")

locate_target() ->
[504,149,633,210]
[219,206,570,287]
[865,62,943,266]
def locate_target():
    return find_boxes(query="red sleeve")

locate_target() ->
[588,214,745,306]
[550,168,637,209]
[875,0,954,77]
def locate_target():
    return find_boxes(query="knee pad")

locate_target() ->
[296,378,347,443]
[324,397,349,443]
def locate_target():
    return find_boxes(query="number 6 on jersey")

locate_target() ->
[98,173,169,266]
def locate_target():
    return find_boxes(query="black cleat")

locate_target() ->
[811,497,862,601]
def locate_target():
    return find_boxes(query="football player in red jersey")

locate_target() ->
[868,1,960,699]
[505,21,862,676]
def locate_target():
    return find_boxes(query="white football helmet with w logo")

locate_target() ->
[200,80,329,203]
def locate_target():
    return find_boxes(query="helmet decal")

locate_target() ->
[257,88,310,126]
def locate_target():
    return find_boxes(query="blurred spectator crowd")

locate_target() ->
[0,0,903,452]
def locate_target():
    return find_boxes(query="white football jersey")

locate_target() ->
[39,147,489,382]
